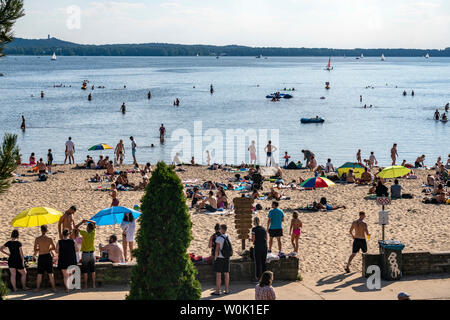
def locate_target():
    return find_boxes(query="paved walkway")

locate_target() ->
[5,273,450,300]
[201,273,450,300]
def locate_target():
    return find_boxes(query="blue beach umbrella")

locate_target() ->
[90,206,142,227]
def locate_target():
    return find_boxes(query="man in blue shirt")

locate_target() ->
[267,201,284,254]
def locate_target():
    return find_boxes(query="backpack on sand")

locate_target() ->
[220,235,233,259]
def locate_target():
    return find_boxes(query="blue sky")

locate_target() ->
[13,0,450,48]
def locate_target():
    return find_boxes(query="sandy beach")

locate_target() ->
[0,163,449,278]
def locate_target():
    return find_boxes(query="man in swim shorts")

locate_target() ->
[345,212,370,273]
[265,141,277,167]
[34,225,56,292]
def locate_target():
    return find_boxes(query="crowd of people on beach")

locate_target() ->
[1,205,136,293]
[5,113,450,298]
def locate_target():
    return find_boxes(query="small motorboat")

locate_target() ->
[301,118,325,124]
[266,93,293,99]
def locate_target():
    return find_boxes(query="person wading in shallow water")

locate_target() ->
[345,211,370,273]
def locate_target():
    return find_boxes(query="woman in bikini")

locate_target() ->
[289,212,302,254]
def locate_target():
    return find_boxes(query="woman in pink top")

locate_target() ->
[255,271,276,300]
[29,153,36,166]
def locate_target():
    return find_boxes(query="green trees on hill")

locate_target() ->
[127,162,201,300]
[0,0,25,56]
[5,37,450,57]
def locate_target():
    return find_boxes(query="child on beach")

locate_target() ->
[284,152,291,167]
[289,212,302,254]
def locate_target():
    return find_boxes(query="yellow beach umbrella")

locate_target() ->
[378,166,411,179]
[11,207,63,228]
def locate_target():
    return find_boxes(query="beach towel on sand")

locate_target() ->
[197,209,234,215]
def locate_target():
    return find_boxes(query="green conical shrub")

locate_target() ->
[127,162,202,300]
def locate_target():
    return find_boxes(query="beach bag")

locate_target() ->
[38,174,47,182]
[287,161,298,170]
[220,235,233,259]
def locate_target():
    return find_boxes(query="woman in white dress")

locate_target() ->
[121,212,136,262]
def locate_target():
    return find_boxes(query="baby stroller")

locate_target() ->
[251,173,263,191]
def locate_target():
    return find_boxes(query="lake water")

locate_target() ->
[0,56,448,167]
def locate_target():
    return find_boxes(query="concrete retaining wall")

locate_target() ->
[1,257,299,289]
[362,251,450,277]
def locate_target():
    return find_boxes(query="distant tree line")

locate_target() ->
[4,37,450,57]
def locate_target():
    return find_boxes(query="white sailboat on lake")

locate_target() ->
[381,53,386,61]
[51,52,57,61]
[425,53,430,59]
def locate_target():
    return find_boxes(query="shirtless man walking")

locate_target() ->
[58,206,77,240]
[114,140,125,166]
[34,225,56,292]
[391,144,398,166]
[345,212,370,273]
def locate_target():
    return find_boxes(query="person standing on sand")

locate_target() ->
[206,150,211,166]
[289,212,302,254]
[265,141,277,167]
[356,149,362,164]
[58,206,77,240]
[248,141,257,165]
[114,140,125,166]
[267,201,284,255]
[391,144,398,166]
[369,152,377,169]
[130,136,137,165]
[34,225,57,292]
[64,137,75,165]
[345,212,370,273]
[121,212,136,262]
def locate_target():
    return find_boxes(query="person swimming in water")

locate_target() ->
[442,113,448,122]
[445,103,449,113]
[21,115,26,131]
[435,109,440,120]
[210,84,214,94]
[88,94,92,101]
